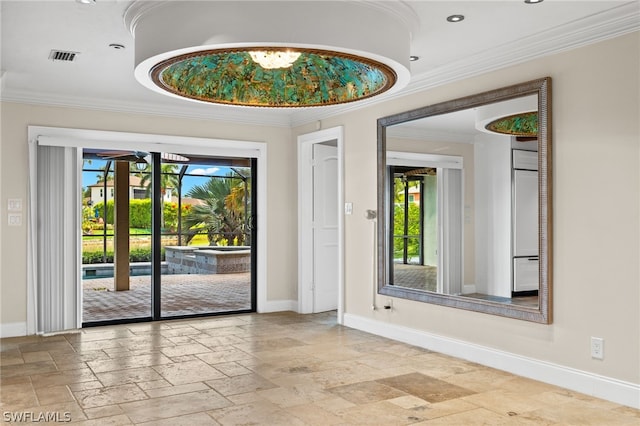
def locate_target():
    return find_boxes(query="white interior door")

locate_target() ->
[312,143,339,312]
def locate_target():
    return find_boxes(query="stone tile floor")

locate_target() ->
[393,264,438,292]
[1,312,639,425]
[83,273,251,322]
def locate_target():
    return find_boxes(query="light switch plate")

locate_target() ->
[8,198,22,211]
[344,202,353,215]
[8,213,22,226]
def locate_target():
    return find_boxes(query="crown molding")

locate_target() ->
[0,89,294,127]
[397,1,640,98]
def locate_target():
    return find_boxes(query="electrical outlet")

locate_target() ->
[591,337,604,360]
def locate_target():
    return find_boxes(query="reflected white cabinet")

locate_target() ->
[513,169,538,257]
[512,149,539,292]
[513,149,538,171]
[514,257,539,292]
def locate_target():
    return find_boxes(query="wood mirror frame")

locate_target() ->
[376,77,552,323]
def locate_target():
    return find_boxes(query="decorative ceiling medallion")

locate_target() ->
[485,111,538,136]
[150,48,397,108]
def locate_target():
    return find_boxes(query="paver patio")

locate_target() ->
[82,272,252,322]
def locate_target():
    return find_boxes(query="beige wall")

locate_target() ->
[0,105,297,326]
[295,32,640,384]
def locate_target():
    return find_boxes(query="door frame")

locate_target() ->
[297,126,344,323]
[27,126,267,331]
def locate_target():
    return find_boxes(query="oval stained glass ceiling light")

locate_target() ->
[485,111,538,136]
[126,1,413,109]
[150,48,396,108]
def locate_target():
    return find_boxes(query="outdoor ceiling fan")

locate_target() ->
[403,167,436,177]
[96,150,189,170]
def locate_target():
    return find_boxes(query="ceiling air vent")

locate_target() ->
[48,50,79,62]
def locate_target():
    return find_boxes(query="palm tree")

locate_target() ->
[139,163,179,198]
[182,175,247,246]
[95,166,113,184]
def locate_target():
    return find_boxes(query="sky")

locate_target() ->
[82,160,239,196]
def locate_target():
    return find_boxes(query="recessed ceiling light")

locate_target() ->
[524,0,543,3]
[109,44,125,50]
[76,0,96,4]
[409,56,420,62]
[446,14,465,23]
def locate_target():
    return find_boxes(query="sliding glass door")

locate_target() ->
[80,149,256,325]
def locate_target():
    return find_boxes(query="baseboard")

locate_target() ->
[0,322,27,338]
[343,313,640,409]
[259,299,298,313]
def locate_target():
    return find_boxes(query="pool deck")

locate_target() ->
[82,272,252,323]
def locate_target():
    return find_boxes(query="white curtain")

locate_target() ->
[27,141,81,334]
[439,168,464,295]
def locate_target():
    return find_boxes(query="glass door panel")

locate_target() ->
[159,154,254,317]
[81,150,152,324]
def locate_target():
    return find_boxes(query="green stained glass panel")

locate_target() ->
[153,49,395,107]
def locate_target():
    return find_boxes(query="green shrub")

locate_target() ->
[90,223,114,231]
[92,199,190,230]
[83,250,113,264]
[82,247,165,264]
[130,199,152,228]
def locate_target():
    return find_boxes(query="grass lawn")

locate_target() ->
[83,228,211,253]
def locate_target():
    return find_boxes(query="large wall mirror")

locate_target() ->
[377,78,552,323]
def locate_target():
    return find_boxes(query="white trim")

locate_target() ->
[387,151,463,170]
[26,139,38,335]
[27,126,268,323]
[2,90,294,128]
[343,313,640,409]
[0,322,27,338]
[297,126,345,324]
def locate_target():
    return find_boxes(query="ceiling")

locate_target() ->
[1,1,638,128]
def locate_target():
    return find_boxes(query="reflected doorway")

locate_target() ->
[389,165,438,292]
[81,150,256,325]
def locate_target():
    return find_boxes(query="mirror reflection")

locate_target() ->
[378,78,552,323]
